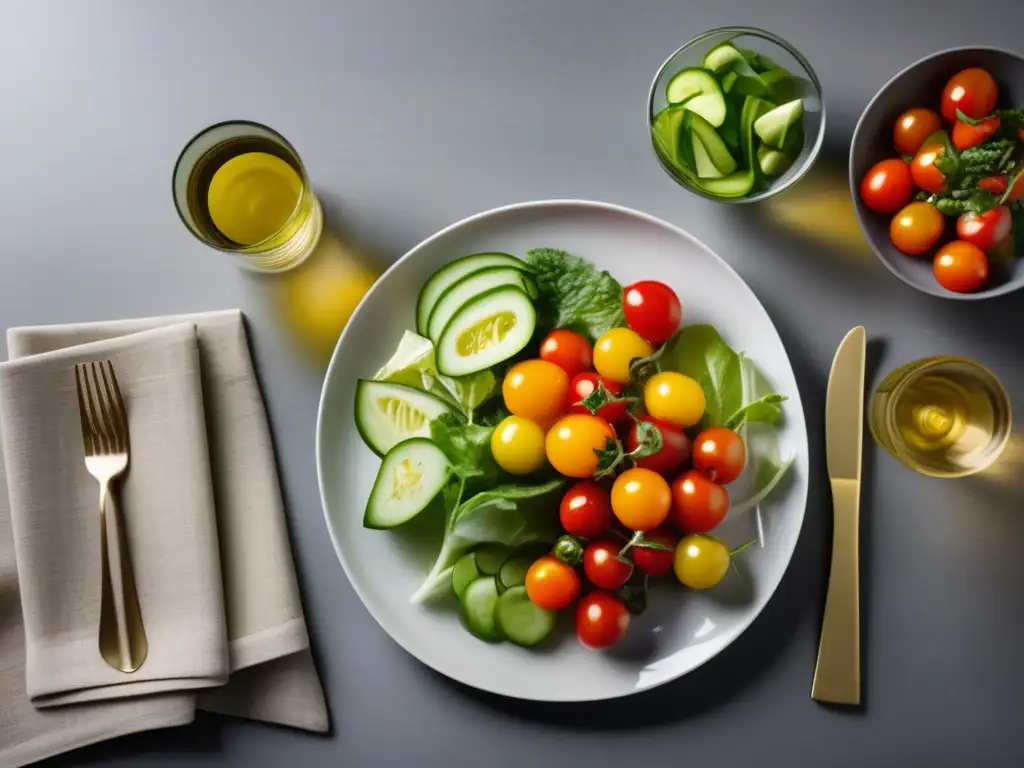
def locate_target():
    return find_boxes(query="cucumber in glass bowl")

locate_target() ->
[648,27,824,203]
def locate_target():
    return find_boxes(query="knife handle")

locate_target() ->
[812,478,861,705]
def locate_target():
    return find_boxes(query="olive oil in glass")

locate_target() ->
[869,356,1011,478]
[173,121,322,272]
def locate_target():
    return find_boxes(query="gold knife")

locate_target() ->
[812,326,866,705]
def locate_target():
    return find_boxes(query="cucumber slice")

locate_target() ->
[666,68,727,127]
[434,285,536,377]
[354,379,455,456]
[495,586,556,648]
[364,438,450,529]
[459,577,502,642]
[702,42,747,73]
[729,74,771,99]
[760,68,798,104]
[757,143,794,176]
[452,552,481,598]
[696,95,775,199]
[497,555,534,592]
[689,112,737,176]
[415,252,529,337]
[427,267,537,343]
[754,99,804,150]
[652,106,690,172]
[475,544,512,576]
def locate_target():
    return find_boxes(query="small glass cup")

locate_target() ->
[869,356,1012,478]
[648,27,825,203]
[172,120,323,272]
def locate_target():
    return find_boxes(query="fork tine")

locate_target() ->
[89,362,116,455]
[96,361,126,453]
[103,361,129,453]
[83,362,110,454]
[74,364,96,456]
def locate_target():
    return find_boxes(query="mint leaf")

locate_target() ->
[526,248,626,341]
[661,324,743,428]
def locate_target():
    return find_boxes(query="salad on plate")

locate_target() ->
[353,248,793,651]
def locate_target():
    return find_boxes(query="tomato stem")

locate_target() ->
[729,538,758,557]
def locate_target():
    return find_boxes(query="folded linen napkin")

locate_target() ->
[0,310,327,768]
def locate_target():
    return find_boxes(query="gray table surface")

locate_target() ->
[2,1,1023,766]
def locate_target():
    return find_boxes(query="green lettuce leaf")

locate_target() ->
[661,324,743,428]
[429,413,501,484]
[526,248,625,341]
[409,478,566,603]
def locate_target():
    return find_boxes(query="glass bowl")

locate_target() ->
[648,27,825,204]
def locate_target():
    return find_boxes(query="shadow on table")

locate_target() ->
[42,712,224,767]
[434,331,834,727]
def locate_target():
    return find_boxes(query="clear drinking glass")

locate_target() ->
[869,356,1012,478]
[648,27,825,203]
[172,121,323,272]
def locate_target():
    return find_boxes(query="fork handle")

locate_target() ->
[98,483,148,673]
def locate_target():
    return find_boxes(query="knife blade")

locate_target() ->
[812,326,866,705]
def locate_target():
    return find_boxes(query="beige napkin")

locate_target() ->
[0,310,327,768]
[0,323,230,706]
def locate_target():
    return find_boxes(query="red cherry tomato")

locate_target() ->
[583,541,632,590]
[911,145,949,194]
[671,470,730,533]
[632,528,678,577]
[859,158,913,213]
[933,241,989,294]
[539,329,593,379]
[893,108,943,157]
[566,372,629,423]
[559,480,613,539]
[622,281,682,345]
[625,416,691,475]
[941,67,998,122]
[1008,172,1024,204]
[525,555,580,610]
[692,427,747,484]
[978,176,1007,195]
[576,592,630,649]
[952,116,1000,150]
[957,206,1012,253]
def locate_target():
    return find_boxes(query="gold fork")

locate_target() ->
[74,360,148,673]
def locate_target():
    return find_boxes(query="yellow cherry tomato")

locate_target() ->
[673,534,730,589]
[593,328,654,383]
[491,415,547,475]
[610,468,671,531]
[502,359,569,427]
[644,371,705,427]
[545,414,615,478]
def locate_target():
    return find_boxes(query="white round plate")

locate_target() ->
[317,200,808,702]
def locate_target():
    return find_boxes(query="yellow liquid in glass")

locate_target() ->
[207,152,301,245]
[870,358,1011,477]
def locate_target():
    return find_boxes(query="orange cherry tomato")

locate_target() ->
[860,158,914,213]
[502,359,569,427]
[941,67,998,122]
[893,108,943,157]
[545,414,615,478]
[911,144,949,194]
[889,202,945,256]
[610,467,671,531]
[525,555,580,610]
[933,241,989,294]
[692,426,747,485]
[952,116,1000,150]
